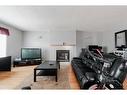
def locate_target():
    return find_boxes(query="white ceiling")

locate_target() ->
[0,6,127,32]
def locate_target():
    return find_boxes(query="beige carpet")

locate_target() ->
[16,63,70,89]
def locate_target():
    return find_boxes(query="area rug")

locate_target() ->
[16,63,70,89]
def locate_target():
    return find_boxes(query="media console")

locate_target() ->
[13,58,42,67]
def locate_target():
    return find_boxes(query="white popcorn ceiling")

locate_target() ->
[0,6,127,32]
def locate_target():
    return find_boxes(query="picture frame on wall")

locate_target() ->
[115,30,127,48]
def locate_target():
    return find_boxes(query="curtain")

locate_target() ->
[0,27,9,36]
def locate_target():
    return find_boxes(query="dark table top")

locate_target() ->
[34,61,58,70]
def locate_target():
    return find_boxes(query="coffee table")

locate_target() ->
[34,61,60,82]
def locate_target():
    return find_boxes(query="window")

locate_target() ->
[0,34,7,57]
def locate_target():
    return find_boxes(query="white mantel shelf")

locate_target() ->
[50,44,76,46]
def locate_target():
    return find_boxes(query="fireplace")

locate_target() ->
[56,50,70,62]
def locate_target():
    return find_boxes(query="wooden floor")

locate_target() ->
[123,77,127,89]
[0,65,36,89]
[0,64,126,89]
[68,64,80,89]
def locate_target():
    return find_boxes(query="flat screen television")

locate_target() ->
[115,30,127,48]
[21,48,41,60]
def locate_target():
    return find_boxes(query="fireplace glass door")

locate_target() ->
[56,50,70,62]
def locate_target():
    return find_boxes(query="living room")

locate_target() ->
[0,4,127,94]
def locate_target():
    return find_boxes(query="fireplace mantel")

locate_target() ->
[51,42,76,46]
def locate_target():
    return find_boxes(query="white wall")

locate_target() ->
[50,29,76,45]
[97,31,115,53]
[0,21,23,61]
[76,30,98,56]
[23,28,119,59]
[23,30,50,60]
[76,30,118,55]
[23,29,76,61]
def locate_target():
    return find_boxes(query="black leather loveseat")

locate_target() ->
[71,48,127,89]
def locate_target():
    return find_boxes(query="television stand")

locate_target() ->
[13,58,42,67]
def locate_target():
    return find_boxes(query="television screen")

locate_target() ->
[21,48,41,60]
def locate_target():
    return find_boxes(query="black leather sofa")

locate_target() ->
[0,56,11,71]
[71,48,127,89]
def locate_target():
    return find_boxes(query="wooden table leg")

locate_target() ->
[59,62,60,69]
[34,69,36,82]
[55,69,57,82]
[57,61,60,69]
